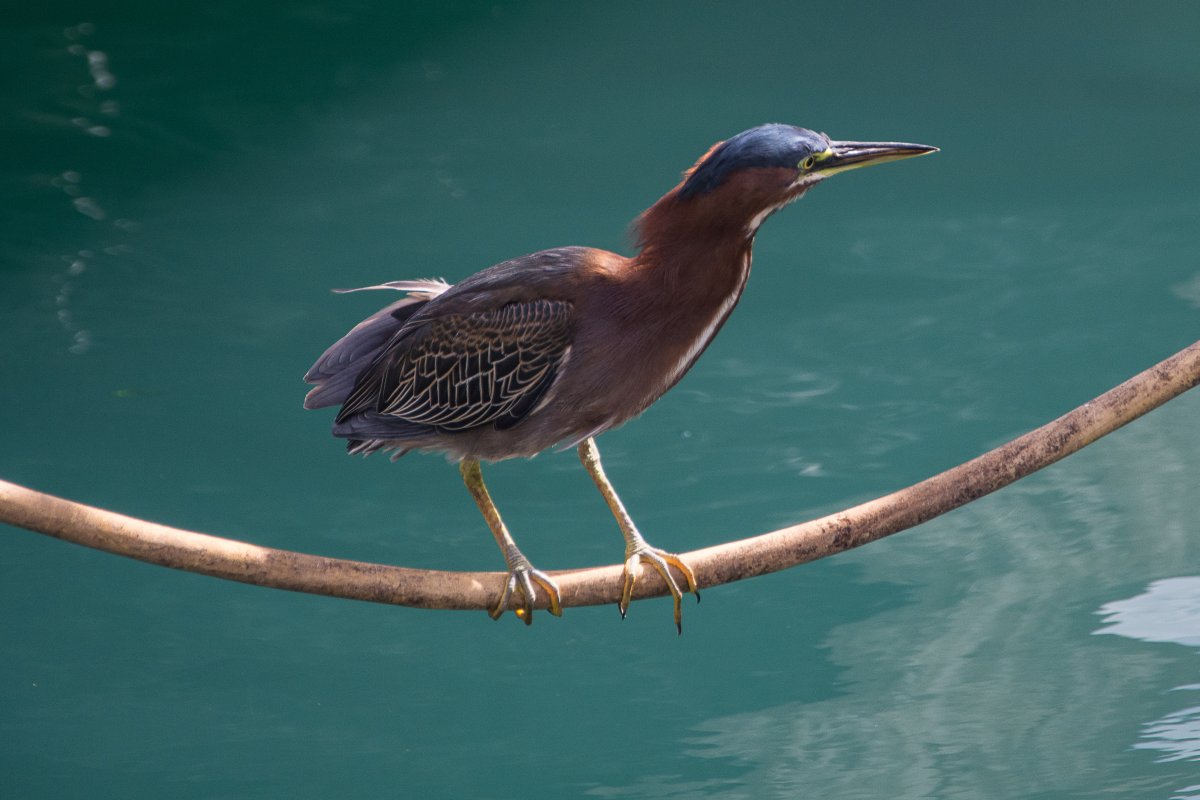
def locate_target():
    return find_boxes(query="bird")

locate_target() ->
[304,123,936,631]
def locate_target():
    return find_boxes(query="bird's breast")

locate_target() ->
[569,249,754,428]
[652,259,750,398]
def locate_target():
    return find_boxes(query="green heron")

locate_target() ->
[305,123,936,630]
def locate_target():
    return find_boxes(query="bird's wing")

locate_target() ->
[336,299,574,432]
[303,279,451,410]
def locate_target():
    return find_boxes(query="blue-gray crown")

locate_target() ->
[679,124,830,199]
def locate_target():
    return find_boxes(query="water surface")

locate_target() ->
[3,3,1200,798]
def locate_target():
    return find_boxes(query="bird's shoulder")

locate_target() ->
[423,246,625,313]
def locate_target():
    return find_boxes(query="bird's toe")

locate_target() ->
[620,546,700,633]
[491,566,562,624]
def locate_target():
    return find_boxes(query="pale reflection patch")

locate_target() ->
[1095,578,1200,768]
[1095,577,1200,648]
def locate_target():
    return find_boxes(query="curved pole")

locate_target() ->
[3,339,1200,614]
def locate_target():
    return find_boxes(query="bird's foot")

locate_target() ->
[490,560,563,625]
[620,545,700,634]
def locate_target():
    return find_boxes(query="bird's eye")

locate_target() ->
[800,155,816,171]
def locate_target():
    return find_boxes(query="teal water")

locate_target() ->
[4,3,1200,797]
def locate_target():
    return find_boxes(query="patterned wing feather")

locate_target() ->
[338,299,573,433]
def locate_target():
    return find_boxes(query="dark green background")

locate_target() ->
[4,3,1200,797]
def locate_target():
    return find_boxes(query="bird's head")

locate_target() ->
[659,123,937,238]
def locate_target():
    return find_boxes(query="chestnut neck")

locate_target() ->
[628,175,795,308]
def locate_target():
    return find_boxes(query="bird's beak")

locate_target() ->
[817,140,938,176]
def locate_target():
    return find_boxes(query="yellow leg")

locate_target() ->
[459,459,562,624]
[577,437,699,633]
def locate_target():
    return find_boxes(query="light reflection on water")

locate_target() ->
[593,395,1200,798]
[27,22,138,357]
[1097,578,1200,649]
[1097,578,1200,773]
